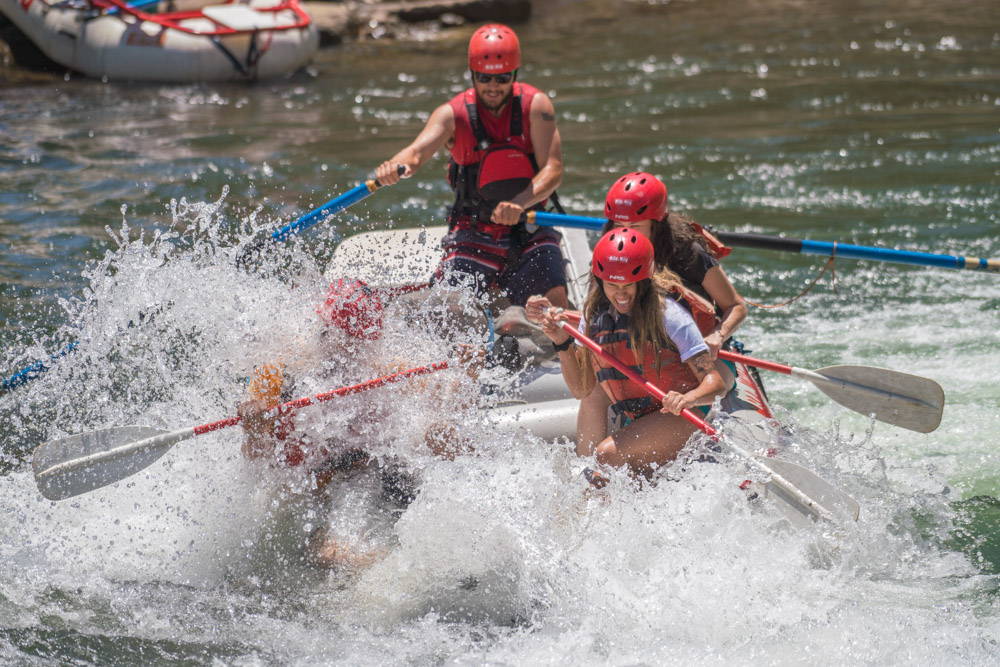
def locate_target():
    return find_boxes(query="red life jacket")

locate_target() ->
[668,283,720,338]
[247,363,322,469]
[447,83,545,233]
[689,221,731,260]
[588,306,700,421]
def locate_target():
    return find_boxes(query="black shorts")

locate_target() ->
[434,227,567,307]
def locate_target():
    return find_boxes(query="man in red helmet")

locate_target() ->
[375,23,569,311]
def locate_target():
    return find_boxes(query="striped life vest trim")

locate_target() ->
[587,307,700,421]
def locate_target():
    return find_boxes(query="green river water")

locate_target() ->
[1,0,999,663]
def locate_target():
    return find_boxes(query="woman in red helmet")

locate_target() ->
[527,172,746,457]
[375,24,568,311]
[601,171,746,357]
[537,229,729,477]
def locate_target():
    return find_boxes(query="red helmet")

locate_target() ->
[317,279,383,340]
[604,172,668,223]
[468,24,520,73]
[592,228,654,283]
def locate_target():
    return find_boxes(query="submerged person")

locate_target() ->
[238,280,485,570]
[374,23,569,311]
[536,229,731,480]
[238,279,411,570]
[527,171,747,455]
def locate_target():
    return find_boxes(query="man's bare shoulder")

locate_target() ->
[529,91,557,122]
[428,101,457,128]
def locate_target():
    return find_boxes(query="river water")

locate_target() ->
[2,0,999,663]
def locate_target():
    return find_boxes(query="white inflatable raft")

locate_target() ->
[325,226,775,441]
[0,0,318,81]
[325,225,861,529]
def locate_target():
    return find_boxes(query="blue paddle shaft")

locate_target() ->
[271,165,406,242]
[2,342,77,393]
[717,232,1000,273]
[803,239,980,270]
[528,211,604,231]
[271,181,376,242]
[4,168,405,393]
[528,211,1000,273]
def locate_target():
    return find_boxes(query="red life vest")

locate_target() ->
[689,221,731,260]
[668,283,720,338]
[588,307,700,421]
[447,83,545,233]
[247,363,323,469]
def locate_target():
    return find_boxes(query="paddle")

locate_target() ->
[717,349,944,434]
[713,230,1000,274]
[552,317,859,524]
[32,361,448,501]
[555,310,943,433]
[236,165,406,266]
[1,342,78,396]
[525,211,1000,273]
[3,169,406,395]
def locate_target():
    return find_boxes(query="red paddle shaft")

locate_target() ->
[554,321,717,439]
[193,361,449,436]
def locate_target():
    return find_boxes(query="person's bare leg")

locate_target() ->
[594,411,698,476]
[424,422,473,460]
[576,389,610,457]
[307,532,383,571]
[714,359,735,394]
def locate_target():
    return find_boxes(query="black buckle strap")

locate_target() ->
[465,89,524,151]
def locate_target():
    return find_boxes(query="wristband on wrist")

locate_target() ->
[553,338,573,353]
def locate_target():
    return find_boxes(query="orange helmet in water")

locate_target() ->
[468,24,520,73]
[604,172,669,223]
[592,228,654,284]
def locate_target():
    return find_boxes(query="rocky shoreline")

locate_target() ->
[302,0,533,48]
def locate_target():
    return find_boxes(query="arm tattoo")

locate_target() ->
[540,111,556,122]
[690,353,714,378]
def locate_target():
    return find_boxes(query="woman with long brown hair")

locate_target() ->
[528,172,745,457]
[537,229,729,478]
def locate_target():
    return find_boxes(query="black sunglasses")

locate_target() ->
[473,71,514,84]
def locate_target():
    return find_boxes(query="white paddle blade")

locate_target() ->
[755,457,860,526]
[32,426,176,501]
[812,365,945,433]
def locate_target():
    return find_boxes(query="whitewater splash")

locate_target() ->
[1,193,997,664]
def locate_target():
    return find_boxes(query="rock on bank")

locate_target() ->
[302,0,533,48]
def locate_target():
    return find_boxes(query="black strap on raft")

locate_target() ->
[210,29,262,79]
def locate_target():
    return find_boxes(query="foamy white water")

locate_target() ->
[2,0,999,662]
